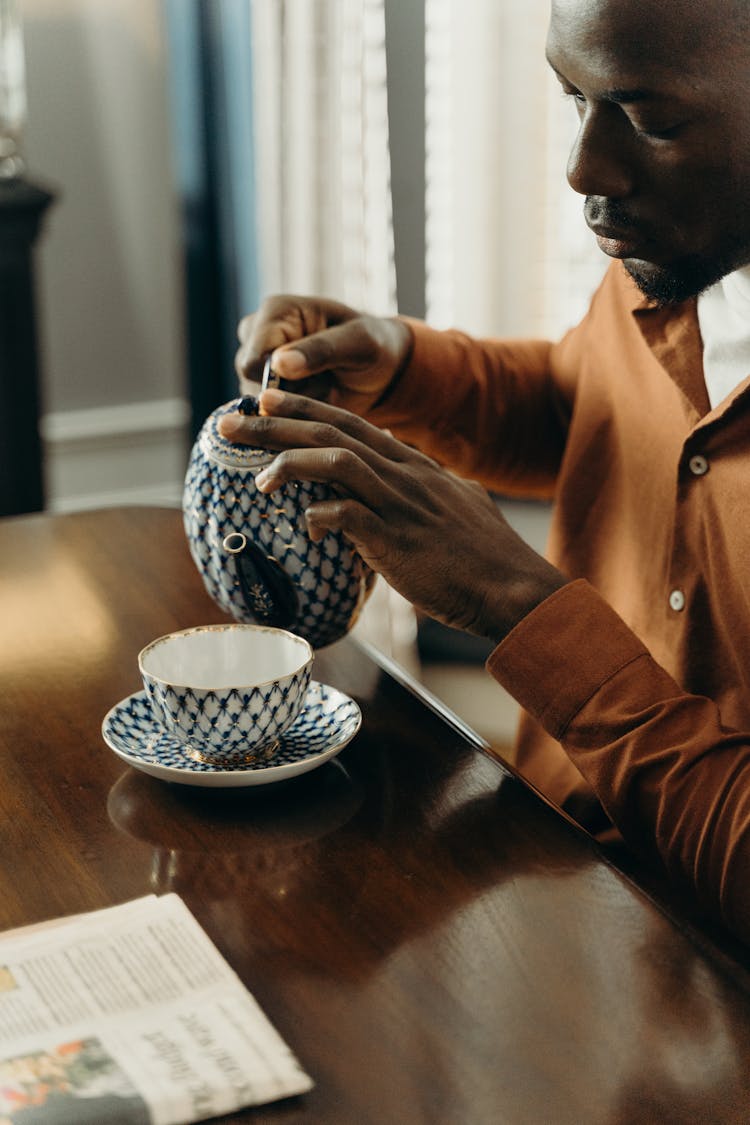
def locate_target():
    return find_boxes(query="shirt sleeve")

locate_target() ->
[365,317,574,499]
[487,579,750,944]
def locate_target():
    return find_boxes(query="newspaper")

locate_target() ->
[0,894,313,1124]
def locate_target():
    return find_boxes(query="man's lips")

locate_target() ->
[589,223,645,259]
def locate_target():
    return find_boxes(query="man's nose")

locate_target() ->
[566,106,636,199]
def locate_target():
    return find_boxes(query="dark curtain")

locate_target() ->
[164,0,260,436]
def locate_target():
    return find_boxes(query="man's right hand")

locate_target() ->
[234,295,413,416]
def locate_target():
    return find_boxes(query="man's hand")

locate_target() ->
[235,295,413,417]
[219,389,566,643]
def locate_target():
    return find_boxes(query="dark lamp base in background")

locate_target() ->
[0,176,55,516]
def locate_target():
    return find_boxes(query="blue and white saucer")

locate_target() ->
[101,682,361,788]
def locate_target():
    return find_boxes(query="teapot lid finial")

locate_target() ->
[198,399,274,470]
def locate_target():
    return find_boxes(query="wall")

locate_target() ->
[20,0,188,510]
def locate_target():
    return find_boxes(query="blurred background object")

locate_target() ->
[0,0,54,516]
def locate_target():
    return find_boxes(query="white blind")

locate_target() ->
[425,0,604,338]
[250,0,396,315]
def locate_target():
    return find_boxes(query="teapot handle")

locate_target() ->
[222,533,301,631]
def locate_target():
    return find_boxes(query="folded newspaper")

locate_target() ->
[0,894,313,1124]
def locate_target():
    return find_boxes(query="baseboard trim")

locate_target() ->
[40,397,191,513]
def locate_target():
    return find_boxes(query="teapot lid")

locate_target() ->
[198,399,274,470]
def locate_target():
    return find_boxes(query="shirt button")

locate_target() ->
[688,454,709,476]
[669,589,686,612]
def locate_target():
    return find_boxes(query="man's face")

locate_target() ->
[547,0,750,303]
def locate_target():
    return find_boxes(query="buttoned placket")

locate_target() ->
[631,296,713,626]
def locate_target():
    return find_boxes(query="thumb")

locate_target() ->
[269,345,309,382]
[272,321,372,381]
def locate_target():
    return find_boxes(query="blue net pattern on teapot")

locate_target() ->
[183,419,372,649]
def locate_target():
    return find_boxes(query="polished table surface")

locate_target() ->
[3,506,750,1124]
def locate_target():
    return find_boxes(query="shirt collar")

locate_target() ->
[623,265,710,420]
[719,265,750,315]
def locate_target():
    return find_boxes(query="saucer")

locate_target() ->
[101,682,361,788]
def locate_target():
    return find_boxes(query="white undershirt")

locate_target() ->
[696,265,750,410]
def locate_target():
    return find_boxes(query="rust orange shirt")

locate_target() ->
[368,261,750,943]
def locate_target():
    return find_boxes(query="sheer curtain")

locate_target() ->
[249,0,417,670]
[250,0,396,313]
[425,0,605,339]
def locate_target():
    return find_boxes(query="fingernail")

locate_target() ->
[255,468,272,491]
[273,347,307,376]
[304,511,325,541]
[259,388,284,413]
[218,415,242,438]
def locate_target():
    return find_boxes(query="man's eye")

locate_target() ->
[634,121,683,141]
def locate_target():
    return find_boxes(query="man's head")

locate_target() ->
[547,0,750,304]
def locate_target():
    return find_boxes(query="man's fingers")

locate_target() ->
[260,388,413,462]
[271,319,383,382]
[234,296,360,383]
[221,389,413,464]
[303,498,390,563]
[237,313,255,345]
[255,447,397,515]
[235,311,299,383]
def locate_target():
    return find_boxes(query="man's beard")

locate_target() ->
[623,257,733,307]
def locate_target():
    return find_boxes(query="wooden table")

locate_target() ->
[2,506,750,1124]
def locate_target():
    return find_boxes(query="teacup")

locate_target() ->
[138,624,313,765]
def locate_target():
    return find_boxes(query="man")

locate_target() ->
[219,0,750,943]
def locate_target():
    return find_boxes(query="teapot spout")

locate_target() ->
[222,533,300,630]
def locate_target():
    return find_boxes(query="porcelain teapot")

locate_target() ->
[182,394,374,649]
